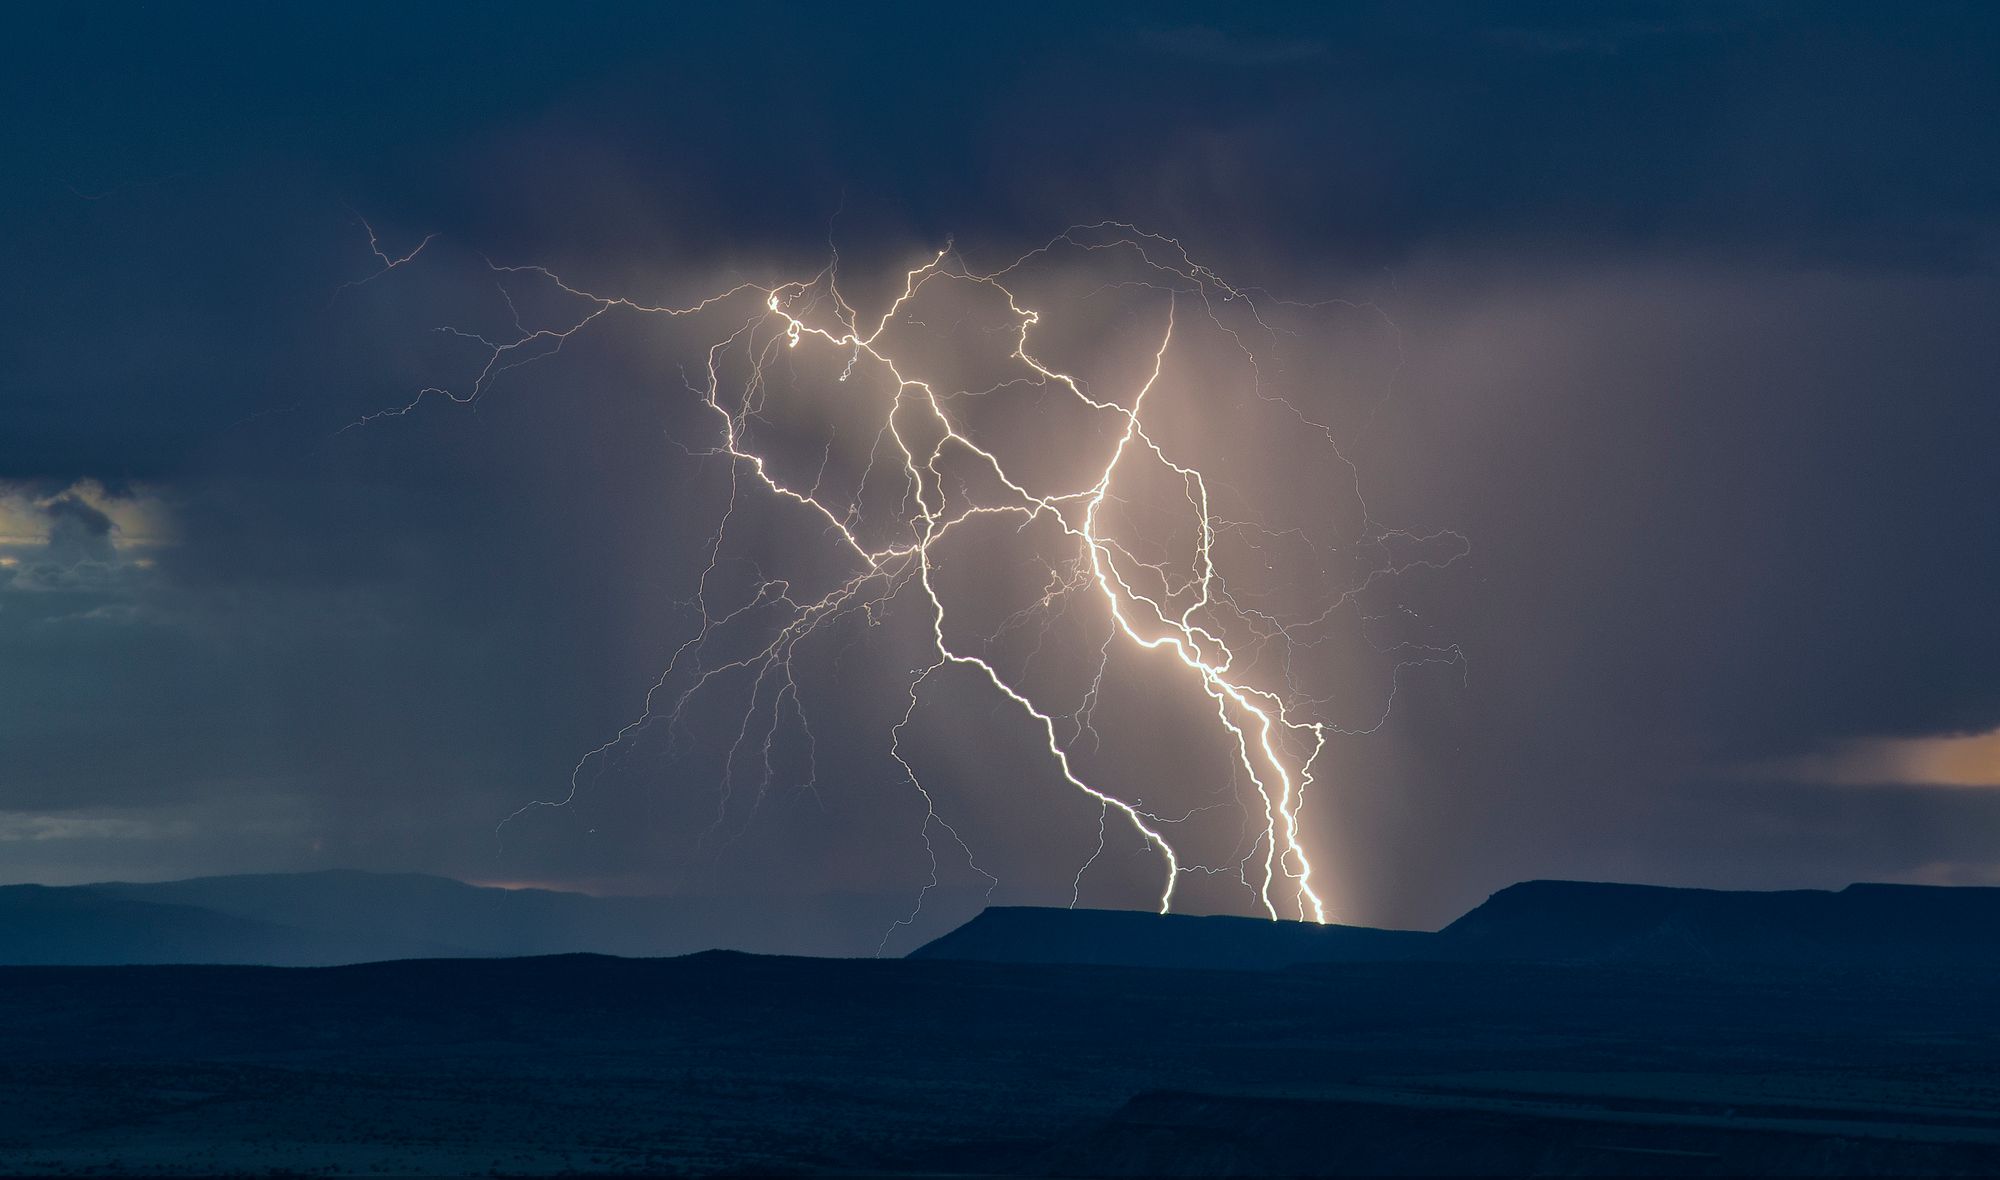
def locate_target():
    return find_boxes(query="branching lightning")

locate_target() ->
[335,212,436,300]
[351,221,1469,937]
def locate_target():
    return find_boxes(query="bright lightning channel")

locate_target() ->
[352,222,1469,940]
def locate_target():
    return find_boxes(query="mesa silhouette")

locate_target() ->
[913,879,2000,971]
[8,870,2000,971]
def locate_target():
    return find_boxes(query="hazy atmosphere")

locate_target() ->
[6,2,1998,941]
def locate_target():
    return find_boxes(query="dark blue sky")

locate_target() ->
[3,2,1998,942]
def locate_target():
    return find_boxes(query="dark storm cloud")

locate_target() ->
[1,2,1997,934]
[1136,25,1333,66]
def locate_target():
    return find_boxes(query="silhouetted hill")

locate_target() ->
[0,872,984,965]
[92,870,667,958]
[913,880,2000,973]
[908,905,1435,970]
[1442,879,2000,968]
[0,884,456,966]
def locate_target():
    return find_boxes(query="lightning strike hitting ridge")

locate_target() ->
[354,222,1469,937]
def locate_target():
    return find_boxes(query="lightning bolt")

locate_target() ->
[334,212,436,300]
[352,221,1469,937]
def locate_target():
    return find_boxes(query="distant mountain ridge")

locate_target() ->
[0,870,983,966]
[0,883,431,967]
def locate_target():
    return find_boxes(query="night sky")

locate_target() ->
[5,2,1998,943]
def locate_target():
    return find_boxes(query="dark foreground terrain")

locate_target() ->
[4,948,2000,1176]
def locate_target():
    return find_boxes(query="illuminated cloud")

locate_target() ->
[1760,728,2000,789]
[0,480,174,597]
[0,811,189,843]
[1893,861,2000,887]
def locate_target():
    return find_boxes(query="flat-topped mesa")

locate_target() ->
[912,881,2000,972]
[907,905,1435,970]
[1440,879,2000,968]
